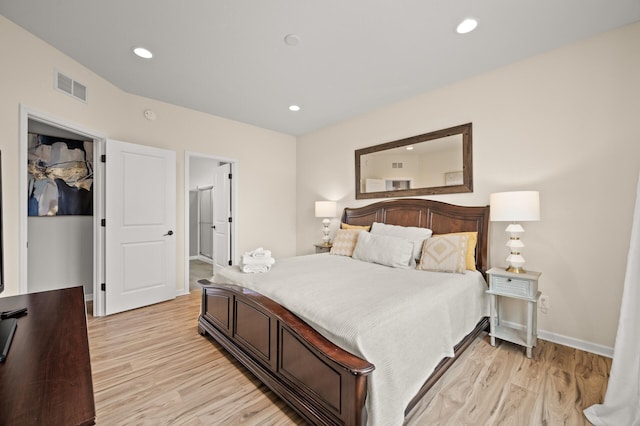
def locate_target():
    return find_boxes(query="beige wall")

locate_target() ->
[297,22,640,350]
[0,16,297,296]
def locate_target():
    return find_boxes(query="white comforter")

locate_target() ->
[216,253,489,426]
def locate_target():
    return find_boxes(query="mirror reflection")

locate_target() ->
[355,123,472,199]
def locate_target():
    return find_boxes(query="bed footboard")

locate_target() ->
[198,281,375,426]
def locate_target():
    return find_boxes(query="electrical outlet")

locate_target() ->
[540,295,550,314]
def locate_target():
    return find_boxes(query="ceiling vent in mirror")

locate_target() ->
[55,70,87,102]
[392,162,404,169]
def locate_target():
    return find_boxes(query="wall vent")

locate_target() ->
[55,70,87,102]
[392,162,403,169]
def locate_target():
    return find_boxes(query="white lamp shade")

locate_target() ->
[490,191,540,222]
[315,201,337,218]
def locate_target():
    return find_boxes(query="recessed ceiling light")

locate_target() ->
[406,146,414,151]
[289,105,301,112]
[133,47,153,59]
[456,18,478,34]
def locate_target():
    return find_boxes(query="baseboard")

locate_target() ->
[84,293,93,302]
[500,320,614,358]
[196,255,214,264]
[189,255,198,260]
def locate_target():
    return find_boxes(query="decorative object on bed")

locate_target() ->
[370,221,432,260]
[330,229,361,256]
[241,247,275,273]
[315,200,337,244]
[443,231,478,270]
[417,233,469,273]
[351,231,415,268]
[341,222,371,231]
[489,191,540,273]
[198,198,490,426]
[355,123,473,200]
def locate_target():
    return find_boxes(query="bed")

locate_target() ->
[198,198,490,425]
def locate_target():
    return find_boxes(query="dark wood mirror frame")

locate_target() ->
[355,123,473,199]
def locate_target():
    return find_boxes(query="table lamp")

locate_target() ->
[489,191,540,273]
[315,201,337,245]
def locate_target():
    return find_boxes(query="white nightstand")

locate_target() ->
[486,267,541,358]
[314,243,332,254]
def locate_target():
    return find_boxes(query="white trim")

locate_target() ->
[184,151,238,295]
[500,320,614,358]
[197,255,214,264]
[18,105,107,317]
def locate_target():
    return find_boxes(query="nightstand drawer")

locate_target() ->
[491,276,536,297]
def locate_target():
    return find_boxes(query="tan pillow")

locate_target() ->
[341,222,371,231]
[442,232,478,270]
[330,229,361,256]
[418,234,469,274]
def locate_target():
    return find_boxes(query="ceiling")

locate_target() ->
[2,1,639,136]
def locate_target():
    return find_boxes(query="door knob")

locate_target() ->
[164,230,174,236]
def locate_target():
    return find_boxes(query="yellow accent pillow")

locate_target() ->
[441,232,477,270]
[341,222,371,231]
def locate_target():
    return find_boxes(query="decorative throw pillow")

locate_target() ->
[370,222,432,260]
[330,229,361,256]
[440,232,478,270]
[341,222,371,231]
[352,232,415,269]
[418,234,469,274]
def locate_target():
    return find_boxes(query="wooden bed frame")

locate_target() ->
[198,198,490,425]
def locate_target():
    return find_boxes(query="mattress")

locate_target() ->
[216,253,489,426]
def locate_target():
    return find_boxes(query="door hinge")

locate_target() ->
[228,260,232,266]
[228,173,232,179]
[228,217,232,223]
[101,219,106,227]
[100,154,106,163]
[101,283,106,291]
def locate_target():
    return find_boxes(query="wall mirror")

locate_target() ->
[355,123,473,199]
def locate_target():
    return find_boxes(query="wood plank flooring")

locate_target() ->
[87,291,610,425]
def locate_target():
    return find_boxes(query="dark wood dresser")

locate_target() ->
[0,286,95,425]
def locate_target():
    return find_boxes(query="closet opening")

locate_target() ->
[25,119,96,299]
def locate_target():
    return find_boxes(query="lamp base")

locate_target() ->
[506,265,526,274]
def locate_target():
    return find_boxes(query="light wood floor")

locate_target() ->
[87,291,610,425]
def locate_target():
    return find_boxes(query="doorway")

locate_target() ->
[26,120,94,297]
[185,152,237,292]
[19,107,105,303]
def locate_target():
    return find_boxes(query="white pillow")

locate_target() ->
[352,231,415,269]
[370,222,433,260]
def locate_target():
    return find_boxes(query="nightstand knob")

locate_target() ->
[507,278,512,282]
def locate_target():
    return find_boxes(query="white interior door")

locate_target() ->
[105,139,176,315]
[213,163,232,270]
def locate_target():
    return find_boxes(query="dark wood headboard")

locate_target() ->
[342,198,490,275]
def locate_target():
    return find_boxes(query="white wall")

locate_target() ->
[190,157,218,189]
[296,22,640,351]
[28,216,93,295]
[0,15,297,296]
